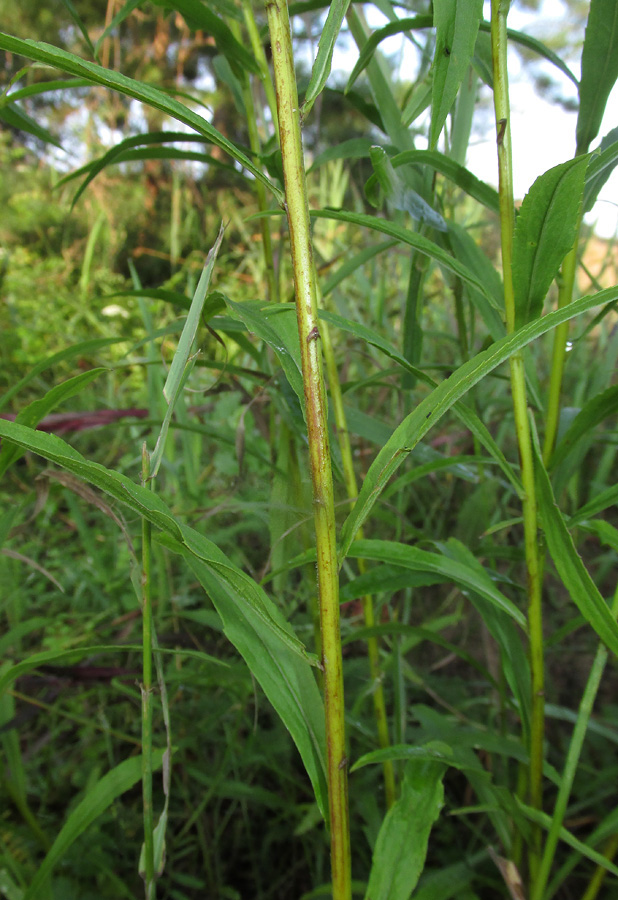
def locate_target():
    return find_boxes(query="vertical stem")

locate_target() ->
[490,0,545,881]
[542,235,579,464]
[141,444,155,899]
[265,3,351,897]
[321,314,396,809]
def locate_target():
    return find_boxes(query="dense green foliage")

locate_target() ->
[1,1,617,899]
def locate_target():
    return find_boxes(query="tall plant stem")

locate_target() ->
[265,3,351,897]
[320,313,396,809]
[141,445,155,900]
[490,0,544,879]
[542,226,580,464]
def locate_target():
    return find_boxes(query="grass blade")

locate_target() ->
[303,0,351,119]
[430,0,483,149]
[23,753,164,900]
[576,0,618,152]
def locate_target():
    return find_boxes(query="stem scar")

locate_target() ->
[307,326,320,343]
[497,118,507,145]
[338,756,349,770]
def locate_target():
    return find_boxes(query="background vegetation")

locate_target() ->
[0,1,617,899]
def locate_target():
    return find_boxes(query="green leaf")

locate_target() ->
[150,226,223,477]
[224,300,305,407]
[311,208,492,301]
[347,539,526,628]
[0,33,281,202]
[368,146,447,230]
[338,287,616,562]
[0,369,106,478]
[163,537,328,820]
[512,156,589,327]
[576,0,618,153]
[430,0,483,149]
[0,420,316,666]
[302,0,351,118]
[23,753,164,900]
[516,799,618,878]
[353,741,486,774]
[364,755,446,900]
[345,17,577,96]
[0,102,62,148]
[0,645,224,695]
[549,384,618,478]
[346,15,432,94]
[583,129,618,212]
[391,149,500,214]
[534,433,618,657]
[0,338,122,413]
[58,132,238,208]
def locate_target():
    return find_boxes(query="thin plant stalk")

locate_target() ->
[265,2,351,897]
[490,0,545,878]
[532,582,618,900]
[141,444,155,900]
[320,311,396,809]
[542,230,580,464]
[580,832,618,900]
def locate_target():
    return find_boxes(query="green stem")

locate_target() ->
[320,312,396,809]
[265,3,351,897]
[532,583,618,900]
[542,232,579,464]
[490,0,545,881]
[141,444,155,900]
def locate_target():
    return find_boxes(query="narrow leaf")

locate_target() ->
[430,0,483,149]
[338,287,617,561]
[365,756,446,900]
[392,149,500,214]
[512,156,588,327]
[23,753,164,900]
[0,420,316,665]
[164,538,329,820]
[0,369,106,478]
[302,0,351,119]
[534,434,618,657]
[583,129,618,212]
[347,539,526,628]
[0,33,281,202]
[0,103,62,148]
[150,226,224,477]
[576,0,618,153]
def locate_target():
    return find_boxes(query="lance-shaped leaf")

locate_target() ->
[534,436,618,658]
[368,146,447,231]
[430,0,483,150]
[302,0,351,119]
[0,369,106,478]
[0,102,62,147]
[512,156,588,328]
[150,226,224,477]
[576,0,618,153]
[0,32,282,203]
[583,128,618,212]
[338,287,617,562]
[23,753,164,900]
[364,755,446,900]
